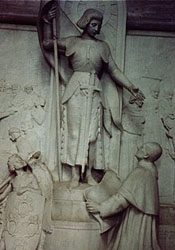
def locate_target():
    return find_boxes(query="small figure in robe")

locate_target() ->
[86,142,163,250]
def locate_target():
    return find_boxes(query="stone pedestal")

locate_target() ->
[45,182,106,250]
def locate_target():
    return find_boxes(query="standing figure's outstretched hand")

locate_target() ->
[129,85,145,107]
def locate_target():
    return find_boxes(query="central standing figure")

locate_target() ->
[41,7,145,187]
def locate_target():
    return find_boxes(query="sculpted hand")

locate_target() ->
[47,4,58,22]
[86,199,100,214]
[129,85,145,107]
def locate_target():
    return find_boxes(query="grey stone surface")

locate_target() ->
[0,0,175,249]
[86,142,163,250]
[125,31,175,204]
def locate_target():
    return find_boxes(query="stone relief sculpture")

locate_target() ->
[0,175,13,250]
[160,87,174,118]
[0,81,18,122]
[159,86,175,160]
[27,151,53,234]
[0,0,171,249]
[142,80,163,148]
[86,142,163,250]
[0,175,14,247]
[84,169,122,234]
[0,80,45,167]
[161,112,175,160]
[160,86,175,160]
[8,127,34,160]
[0,110,17,122]
[38,2,145,187]
[150,83,160,113]
[0,153,53,250]
[23,85,46,126]
[0,80,46,128]
[119,94,145,179]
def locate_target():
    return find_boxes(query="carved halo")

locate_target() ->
[62,0,119,52]
[63,0,118,28]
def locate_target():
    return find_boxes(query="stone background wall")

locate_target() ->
[124,30,175,250]
[125,30,175,204]
[0,24,50,181]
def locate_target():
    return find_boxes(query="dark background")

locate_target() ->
[0,0,175,31]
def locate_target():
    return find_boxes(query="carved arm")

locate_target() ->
[107,54,145,106]
[99,193,129,218]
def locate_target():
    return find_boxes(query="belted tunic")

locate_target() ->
[52,36,119,169]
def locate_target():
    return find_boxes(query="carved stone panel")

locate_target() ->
[0,1,175,249]
[124,31,175,204]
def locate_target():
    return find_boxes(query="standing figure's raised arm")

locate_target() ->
[42,5,66,53]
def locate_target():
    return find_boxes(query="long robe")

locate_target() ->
[99,163,162,250]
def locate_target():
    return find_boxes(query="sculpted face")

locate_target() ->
[86,19,102,38]
[7,154,26,172]
[151,90,159,99]
[24,85,33,94]
[9,131,21,142]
